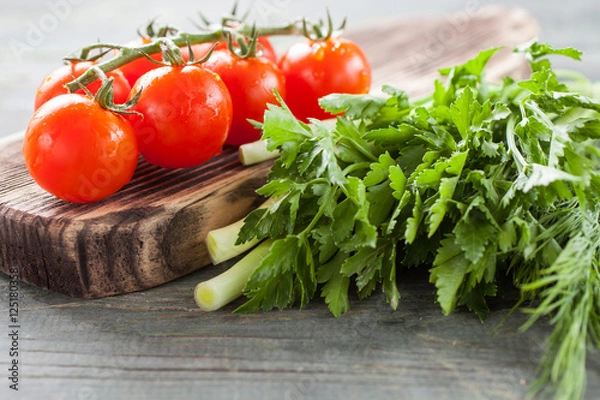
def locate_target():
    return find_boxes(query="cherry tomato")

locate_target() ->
[127,64,233,168]
[34,61,131,110]
[203,50,286,146]
[23,94,139,203]
[181,37,278,64]
[118,38,164,86]
[278,37,371,121]
[257,37,278,63]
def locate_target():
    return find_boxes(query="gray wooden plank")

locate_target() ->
[2,266,599,399]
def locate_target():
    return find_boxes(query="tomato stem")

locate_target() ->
[158,39,187,66]
[224,25,262,59]
[86,66,142,115]
[65,21,303,92]
[302,9,346,41]
[137,18,178,41]
[65,31,220,92]
[301,9,347,41]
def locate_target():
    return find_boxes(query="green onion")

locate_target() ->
[238,140,279,166]
[195,240,273,311]
[206,198,276,264]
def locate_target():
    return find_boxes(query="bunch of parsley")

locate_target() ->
[236,42,600,399]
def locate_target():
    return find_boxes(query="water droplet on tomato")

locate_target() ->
[314,47,325,61]
[38,133,53,151]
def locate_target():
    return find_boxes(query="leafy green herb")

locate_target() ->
[236,41,600,400]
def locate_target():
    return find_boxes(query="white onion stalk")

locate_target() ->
[238,140,279,166]
[206,197,277,264]
[195,240,273,311]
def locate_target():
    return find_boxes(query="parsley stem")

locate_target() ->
[300,187,340,239]
[341,137,378,162]
[343,162,372,176]
[525,100,554,128]
[506,116,527,174]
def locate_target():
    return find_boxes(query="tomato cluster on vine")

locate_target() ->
[23,11,372,204]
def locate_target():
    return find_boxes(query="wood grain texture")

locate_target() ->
[3,267,600,399]
[0,6,539,299]
[346,5,539,96]
[0,134,271,297]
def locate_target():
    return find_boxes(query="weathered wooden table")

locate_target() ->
[1,2,600,399]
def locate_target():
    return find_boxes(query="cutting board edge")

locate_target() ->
[0,131,273,298]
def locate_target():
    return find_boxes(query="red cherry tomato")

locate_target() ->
[256,37,278,63]
[127,64,233,168]
[203,50,286,146]
[34,61,131,110]
[278,37,371,121]
[118,38,164,86]
[23,94,139,203]
[181,36,278,64]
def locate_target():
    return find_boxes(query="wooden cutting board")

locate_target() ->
[0,6,538,298]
